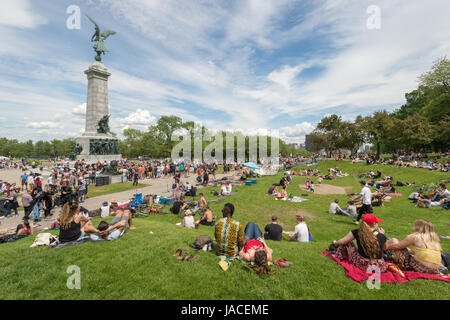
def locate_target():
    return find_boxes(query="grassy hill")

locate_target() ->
[0,160,448,299]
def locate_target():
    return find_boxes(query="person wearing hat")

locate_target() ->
[181,209,196,229]
[331,213,388,272]
[264,216,283,241]
[109,200,119,214]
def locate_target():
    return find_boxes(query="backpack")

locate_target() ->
[191,235,212,250]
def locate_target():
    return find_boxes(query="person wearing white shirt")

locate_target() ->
[284,215,310,242]
[226,183,232,194]
[220,183,229,195]
[357,181,373,222]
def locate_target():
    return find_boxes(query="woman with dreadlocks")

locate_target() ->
[330,214,388,272]
[58,201,100,243]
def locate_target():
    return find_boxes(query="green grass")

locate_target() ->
[0,160,448,299]
[86,182,149,198]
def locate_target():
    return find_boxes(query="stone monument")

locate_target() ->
[71,15,121,163]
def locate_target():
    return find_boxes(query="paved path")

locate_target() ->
[0,171,238,233]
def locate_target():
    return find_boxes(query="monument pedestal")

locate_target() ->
[72,61,121,163]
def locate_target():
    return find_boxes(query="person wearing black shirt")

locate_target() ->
[170,199,187,215]
[330,213,388,272]
[267,184,277,196]
[42,185,54,218]
[264,216,283,241]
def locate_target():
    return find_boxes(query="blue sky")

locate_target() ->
[0,0,449,143]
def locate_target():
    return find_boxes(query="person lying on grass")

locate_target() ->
[16,218,34,236]
[283,215,310,242]
[432,183,450,202]
[416,194,449,208]
[384,220,444,274]
[58,201,102,243]
[195,206,215,227]
[331,214,388,273]
[239,222,273,274]
[90,218,128,241]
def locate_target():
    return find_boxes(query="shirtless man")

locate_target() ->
[198,193,208,208]
[195,206,215,226]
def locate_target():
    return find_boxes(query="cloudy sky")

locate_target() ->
[0,0,449,144]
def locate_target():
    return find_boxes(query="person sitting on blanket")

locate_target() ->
[330,214,388,273]
[58,201,101,243]
[267,184,278,196]
[195,206,215,227]
[274,186,287,200]
[239,222,273,273]
[384,220,443,274]
[283,215,310,242]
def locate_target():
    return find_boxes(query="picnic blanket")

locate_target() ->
[321,251,450,283]
[52,236,104,249]
[381,190,403,196]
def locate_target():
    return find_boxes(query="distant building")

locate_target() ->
[305,134,315,152]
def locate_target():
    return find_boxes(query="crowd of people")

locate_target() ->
[1,153,448,280]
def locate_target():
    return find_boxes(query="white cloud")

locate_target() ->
[0,0,47,28]
[28,121,64,129]
[71,103,86,116]
[117,109,156,128]
[280,122,315,138]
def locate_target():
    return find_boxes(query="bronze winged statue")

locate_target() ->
[86,14,116,62]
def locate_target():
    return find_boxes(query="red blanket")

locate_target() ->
[321,251,450,283]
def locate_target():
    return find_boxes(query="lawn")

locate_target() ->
[86,182,149,198]
[0,160,448,300]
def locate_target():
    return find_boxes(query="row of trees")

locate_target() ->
[0,138,75,159]
[1,116,307,161]
[119,115,307,160]
[308,57,450,159]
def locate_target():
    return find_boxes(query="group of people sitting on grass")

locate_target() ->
[56,201,135,243]
[410,183,450,209]
[214,203,311,275]
[330,215,446,275]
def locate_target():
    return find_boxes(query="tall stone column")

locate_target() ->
[73,61,121,163]
[84,61,111,135]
